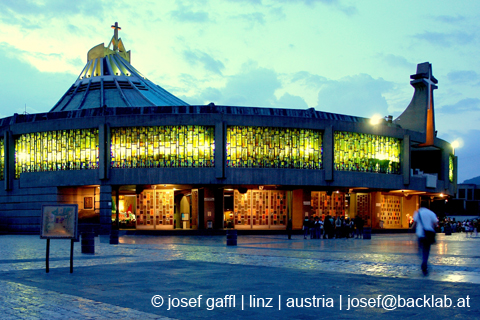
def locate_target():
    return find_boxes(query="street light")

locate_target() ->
[451,139,463,155]
[370,114,383,125]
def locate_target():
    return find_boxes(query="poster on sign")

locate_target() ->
[40,204,78,239]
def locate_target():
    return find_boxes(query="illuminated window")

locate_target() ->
[334,131,400,174]
[226,126,322,169]
[449,154,454,183]
[0,138,4,180]
[15,129,99,178]
[110,126,215,168]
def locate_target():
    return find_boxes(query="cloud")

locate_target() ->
[0,45,73,116]
[438,98,480,114]
[0,0,106,20]
[380,54,415,70]
[234,12,266,26]
[413,31,475,47]
[277,92,309,109]
[283,0,358,15]
[170,1,210,23]
[447,70,480,85]
[315,74,394,118]
[0,42,80,74]
[290,71,328,89]
[433,15,466,24]
[226,0,263,4]
[182,50,225,75]
[225,0,357,15]
[221,65,282,106]
[180,64,310,109]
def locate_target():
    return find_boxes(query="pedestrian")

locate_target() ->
[323,215,331,239]
[349,218,355,238]
[319,217,324,239]
[310,217,316,239]
[287,219,292,240]
[354,215,364,239]
[335,216,342,238]
[303,216,310,239]
[412,204,438,276]
[314,217,322,239]
[329,215,335,239]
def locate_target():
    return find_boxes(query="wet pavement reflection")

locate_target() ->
[1,233,479,283]
[1,232,479,319]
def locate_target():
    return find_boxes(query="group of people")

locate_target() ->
[302,215,365,239]
[294,208,476,277]
[438,218,479,237]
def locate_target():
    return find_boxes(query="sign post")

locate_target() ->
[40,204,78,273]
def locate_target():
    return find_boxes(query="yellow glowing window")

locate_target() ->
[0,138,4,180]
[110,125,215,168]
[226,126,322,169]
[334,131,401,174]
[449,154,454,183]
[15,129,99,178]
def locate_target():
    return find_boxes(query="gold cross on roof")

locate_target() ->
[111,22,121,51]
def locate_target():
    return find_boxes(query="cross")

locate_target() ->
[111,22,121,51]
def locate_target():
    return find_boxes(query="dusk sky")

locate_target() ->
[1,1,479,183]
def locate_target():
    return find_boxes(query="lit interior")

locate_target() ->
[15,129,99,178]
[110,125,215,168]
[334,131,401,174]
[226,126,323,169]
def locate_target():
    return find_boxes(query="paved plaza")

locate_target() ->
[0,232,479,319]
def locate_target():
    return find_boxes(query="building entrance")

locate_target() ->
[112,186,199,230]
[233,189,288,229]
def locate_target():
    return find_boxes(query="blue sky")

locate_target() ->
[1,0,479,182]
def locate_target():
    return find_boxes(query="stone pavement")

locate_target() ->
[0,232,479,319]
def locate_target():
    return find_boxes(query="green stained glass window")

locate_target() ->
[15,128,99,178]
[110,125,215,168]
[0,138,4,180]
[226,126,323,169]
[449,154,454,183]
[334,131,401,174]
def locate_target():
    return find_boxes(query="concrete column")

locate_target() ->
[453,156,458,193]
[402,135,410,185]
[3,131,8,190]
[215,121,226,179]
[324,126,334,181]
[99,184,112,235]
[292,189,303,230]
[99,123,110,180]
[203,188,216,229]
[441,145,453,188]
[371,192,381,229]
[303,190,313,218]
[4,131,14,191]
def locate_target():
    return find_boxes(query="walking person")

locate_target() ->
[317,217,324,239]
[412,204,438,276]
[287,219,292,240]
[303,216,310,239]
[335,216,342,238]
[354,215,364,239]
[323,215,331,239]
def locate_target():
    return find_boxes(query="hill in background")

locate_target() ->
[463,176,480,185]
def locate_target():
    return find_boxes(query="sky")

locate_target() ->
[1,0,479,183]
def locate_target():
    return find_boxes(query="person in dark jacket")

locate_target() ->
[354,215,364,239]
[287,219,292,240]
[303,216,310,239]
